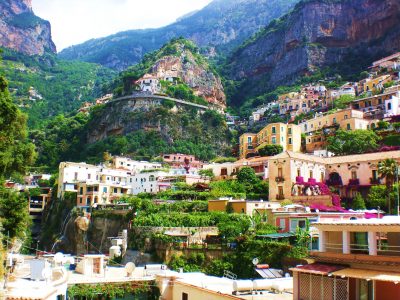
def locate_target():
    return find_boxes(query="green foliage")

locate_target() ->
[352,193,366,210]
[377,121,390,130]
[367,185,388,210]
[67,282,160,299]
[333,95,355,110]
[257,144,283,157]
[0,186,31,240]
[211,157,237,163]
[327,129,380,156]
[198,169,214,179]
[0,48,115,128]
[383,135,400,146]
[237,167,259,186]
[0,74,36,178]
[7,12,44,29]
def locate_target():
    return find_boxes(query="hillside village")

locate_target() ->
[2,50,400,299]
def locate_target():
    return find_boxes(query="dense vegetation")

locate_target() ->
[0,48,115,127]
[32,106,234,172]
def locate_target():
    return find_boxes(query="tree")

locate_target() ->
[352,193,366,210]
[0,75,36,178]
[327,129,380,156]
[237,167,260,190]
[334,95,355,109]
[366,185,388,210]
[0,186,31,240]
[258,144,283,157]
[199,169,215,179]
[378,159,398,213]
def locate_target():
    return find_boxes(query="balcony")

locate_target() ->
[276,194,285,201]
[348,179,360,186]
[370,177,381,185]
[275,176,285,183]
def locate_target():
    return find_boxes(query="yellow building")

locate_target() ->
[299,109,379,153]
[362,74,392,93]
[208,199,280,215]
[239,123,301,159]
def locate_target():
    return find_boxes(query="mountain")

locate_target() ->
[0,0,56,55]
[112,38,226,108]
[0,48,115,127]
[58,0,299,70]
[224,0,400,106]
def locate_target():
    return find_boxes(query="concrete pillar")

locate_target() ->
[368,231,377,256]
[319,230,326,252]
[343,231,351,254]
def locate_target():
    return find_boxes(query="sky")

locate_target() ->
[32,0,213,51]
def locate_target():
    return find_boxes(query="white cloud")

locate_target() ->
[32,0,213,51]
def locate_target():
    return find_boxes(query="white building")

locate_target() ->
[136,74,160,93]
[338,84,356,97]
[57,162,101,198]
[384,92,400,117]
[130,170,169,195]
[112,157,162,174]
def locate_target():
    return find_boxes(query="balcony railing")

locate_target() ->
[370,177,381,185]
[275,176,285,183]
[348,179,360,186]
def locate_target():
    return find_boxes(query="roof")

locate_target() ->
[269,151,326,164]
[313,216,400,227]
[290,263,347,275]
[269,150,400,166]
[332,268,400,283]
[326,151,400,164]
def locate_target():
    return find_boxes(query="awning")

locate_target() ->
[332,268,400,283]
[256,232,295,239]
[290,263,347,275]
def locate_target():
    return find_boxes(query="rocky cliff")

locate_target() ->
[225,0,400,106]
[0,0,56,55]
[59,0,299,70]
[116,38,226,108]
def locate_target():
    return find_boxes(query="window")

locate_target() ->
[79,187,83,195]
[272,137,276,144]
[288,128,292,134]
[352,171,357,180]
[321,172,325,182]
[388,102,392,110]
[103,187,107,193]
[221,168,228,176]
[74,172,78,180]
[297,169,301,177]
[289,138,292,145]
[333,117,337,124]
[347,124,351,130]
[114,188,118,193]
[182,293,188,300]
[88,174,91,179]
[272,127,276,134]
[279,219,286,230]
[372,170,378,180]
[247,136,252,144]
[309,170,313,179]
[281,136,284,142]
[278,168,283,177]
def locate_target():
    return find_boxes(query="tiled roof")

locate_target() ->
[269,151,326,164]
[327,151,400,164]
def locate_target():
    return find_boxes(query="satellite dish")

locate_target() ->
[125,262,136,276]
[54,252,64,264]
[252,258,259,266]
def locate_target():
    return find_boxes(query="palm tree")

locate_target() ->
[378,159,398,213]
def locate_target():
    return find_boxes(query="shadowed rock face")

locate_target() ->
[0,0,56,55]
[225,0,400,105]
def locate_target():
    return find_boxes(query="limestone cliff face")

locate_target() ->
[150,50,226,108]
[0,0,56,55]
[226,0,400,105]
